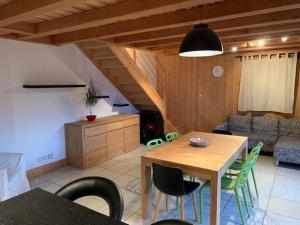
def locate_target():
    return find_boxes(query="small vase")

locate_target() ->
[86,115,97,121]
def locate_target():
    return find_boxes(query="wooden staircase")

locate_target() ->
[77,40,166,118]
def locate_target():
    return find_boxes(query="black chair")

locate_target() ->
[152,219,193,225]
[212,129,232,135]
[55,177,124,221]
[152,163,200,222]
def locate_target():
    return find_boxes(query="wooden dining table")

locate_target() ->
[141,131,248,225]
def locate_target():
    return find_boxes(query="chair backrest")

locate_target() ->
[152,219,193,225]
[165,132,180,142]
[146,138,164,150]
[212,129,232,135]
[251,142,263,160]
[236,142,263,188]
[152,163,185,196]
[55,177,124,221]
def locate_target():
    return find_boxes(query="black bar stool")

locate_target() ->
[152,219,193,225]
[55,176,124,221]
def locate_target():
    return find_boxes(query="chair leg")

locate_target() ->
[176,197,179,211]
[199,182,208,224]
[246,179,254,207]
[180,196,184,220]
[153,192,163,223]
[165,194,168,212]
[241,187,250,217]
[192,192,198,221]
[251,167,259,197]
[234,188,245,225]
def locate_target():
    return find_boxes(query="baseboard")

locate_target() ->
[27,159,66,179]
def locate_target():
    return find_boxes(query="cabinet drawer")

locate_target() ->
[124,117,139,127]
[85,134,107,168]
[85,150,107,167]
[107,129,124,159]
[106,121,124,132]
[85,134,107,153]
[124,124,140,152]
[85,125,106,137]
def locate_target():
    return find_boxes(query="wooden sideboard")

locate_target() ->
[65,114,140,169]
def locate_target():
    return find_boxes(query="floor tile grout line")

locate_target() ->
[262,161,279,224]
[264,210,300,222]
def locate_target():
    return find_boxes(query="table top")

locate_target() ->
[142,131,247,174]
[0,188,127,225]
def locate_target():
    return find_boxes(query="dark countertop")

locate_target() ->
[0,188,128,225]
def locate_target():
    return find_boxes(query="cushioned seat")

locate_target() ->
[182,180,200,195]
[230,131,258,149]
[216,115,300,165]
[274,136,300,165]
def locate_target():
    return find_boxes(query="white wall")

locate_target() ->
[0,39,137,170]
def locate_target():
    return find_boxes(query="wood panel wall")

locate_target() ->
[156,53,300,132]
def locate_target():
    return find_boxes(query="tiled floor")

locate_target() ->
[29,145,300,225]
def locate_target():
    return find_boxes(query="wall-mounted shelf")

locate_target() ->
[23,84,86,88]
[92,96,110,99]
[113,103,129,107]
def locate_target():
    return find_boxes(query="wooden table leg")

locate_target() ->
[141,161,152,219]
[210,173,221,225]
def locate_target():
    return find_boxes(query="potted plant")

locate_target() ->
[83,79,98,121]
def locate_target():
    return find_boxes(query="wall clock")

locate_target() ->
[212,65,224,77]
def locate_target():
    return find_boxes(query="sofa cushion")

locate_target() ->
[279,119,300,137]
[274,136,300,164]
[252,116,279,136]
[231,131,256,149]
[250,134,277,146]
[231,131,277,151]
[228,115,252,133]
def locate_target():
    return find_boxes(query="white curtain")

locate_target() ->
[238,52,298,113]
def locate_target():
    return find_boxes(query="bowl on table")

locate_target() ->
[189,137,209,147]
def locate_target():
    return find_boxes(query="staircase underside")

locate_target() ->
[77,40,160,112]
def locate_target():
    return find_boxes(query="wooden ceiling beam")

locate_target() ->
[21,0,214,40]
[222,31,300,44]
[109,8,300,45]
[131,22,300,48]
[224,43,300,53]
[223,36,300,48]
[148,31,300,51]
[1,22,36,35]
[47,0,300,44]
[159,41,300,55]
[0,29,10,36]
[0,33,26,39]
[0,0,88,27]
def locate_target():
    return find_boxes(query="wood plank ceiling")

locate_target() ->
[0,0,300,54]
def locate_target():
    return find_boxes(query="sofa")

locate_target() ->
[216,115,300,165]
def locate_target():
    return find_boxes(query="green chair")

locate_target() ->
[229,142,263,198]
[199,143,263,225]
[146,138,164,150]
[165,132,180,142]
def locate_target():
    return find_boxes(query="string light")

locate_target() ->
[281,37,288,42]
[232,46,237,52]
[258,39,265,47]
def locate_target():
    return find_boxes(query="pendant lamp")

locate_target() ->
[179,24,223,57]
[179,7,223,57]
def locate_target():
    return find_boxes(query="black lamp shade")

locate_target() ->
[179,24,223,57]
